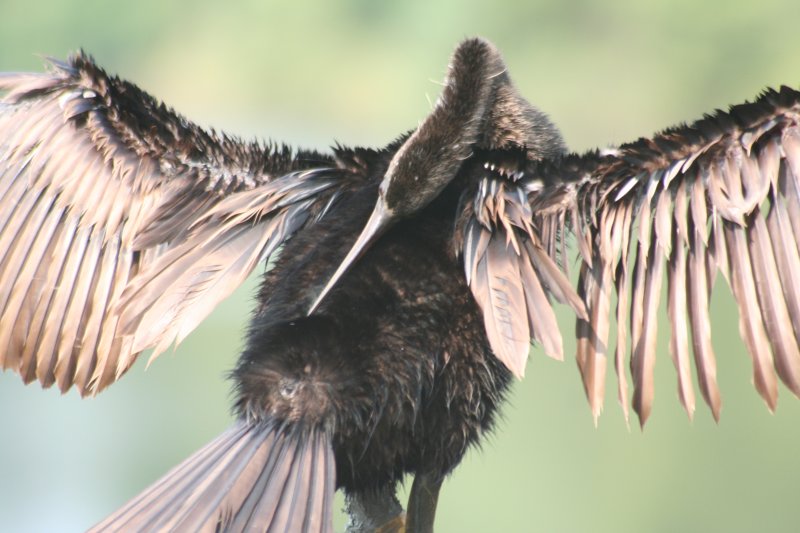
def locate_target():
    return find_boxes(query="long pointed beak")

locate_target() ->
[308,200,394,315]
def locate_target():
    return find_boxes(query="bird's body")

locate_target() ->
[238,162,509,494]
[3,38,800,531]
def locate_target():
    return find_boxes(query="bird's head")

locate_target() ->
[308,38,564,314]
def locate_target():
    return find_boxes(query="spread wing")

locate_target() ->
[527,86,800,425]
[0,53,347,395]
[461,86,800,426]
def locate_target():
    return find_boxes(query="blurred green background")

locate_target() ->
[2,1,800,532]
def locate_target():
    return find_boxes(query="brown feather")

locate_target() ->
[525,240,587,321]
[0,193,59,371]
[473,237,531,377]
[631,216,666,426]
[31,220,83,387]
[628,210,648,398]
[575,258,610,423]
[55,229,102,392]
[18,215,74,383]
[519,247,563,360]
[614,258,631,425]
[667,180,696,419]
[688,217,722,420]
[765,190,800,372]
[781,127,800,194]
[779,160,800,255]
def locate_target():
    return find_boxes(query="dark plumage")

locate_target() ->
[2,37,800,531]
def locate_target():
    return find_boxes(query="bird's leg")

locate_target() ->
[344,485,406,533]
[405,472,443,533]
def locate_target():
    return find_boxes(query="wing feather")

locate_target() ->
[473,236,531,376]
[667,179,696,419]
[56,226,101,391]
[766,183,800,355]
[519,242,563,360]
[687,194,723,420]
[459,171,587,378]
[631,196,667,425]
[614,259,632,424]
[575,257,610,422]
[18,212,75,383]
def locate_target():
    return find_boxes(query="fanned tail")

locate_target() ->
[90,422,335,533]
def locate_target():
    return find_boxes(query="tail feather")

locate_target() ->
[90,423,335,533]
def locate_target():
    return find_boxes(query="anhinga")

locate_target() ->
[2,38,800,532]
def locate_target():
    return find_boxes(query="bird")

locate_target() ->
[2,36,800,532]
